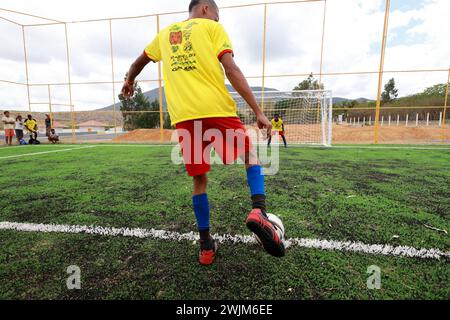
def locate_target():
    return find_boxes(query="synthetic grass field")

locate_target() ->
[0,144,449,299]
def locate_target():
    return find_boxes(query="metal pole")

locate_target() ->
[443,66,449,126]
[64,23,75,143]
[157,15,164,143]
[48,84,53,128]
[261,3,267,112]
[328,92,332,146]
[109,19,118,135]
[21,26,31,112]
[317,0,327,122]
[374,0,390,144]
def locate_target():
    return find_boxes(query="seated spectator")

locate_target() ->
[48,129,59,144]
[15,115,25,143]
[24,114,38,140]
[2,111,15,146]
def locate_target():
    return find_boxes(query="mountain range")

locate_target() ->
[97,85,372,110]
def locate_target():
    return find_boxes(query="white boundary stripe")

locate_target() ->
[0,146,96,159]
[329,146,450,151]
[2,144,449,151]
[0,221,448,260]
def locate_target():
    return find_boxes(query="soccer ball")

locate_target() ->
[253,213,285,244]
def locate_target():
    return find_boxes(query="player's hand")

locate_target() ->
[256,113,272,139]
[121,80,134,99]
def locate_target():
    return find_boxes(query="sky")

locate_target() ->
[0,0,449,111]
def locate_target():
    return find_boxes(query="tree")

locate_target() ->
[381,78,398,104]
[293,73,324,92]
[163,113,172,129]
[118,79,160,130]
[421,83,447,97]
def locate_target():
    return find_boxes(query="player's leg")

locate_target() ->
[214,117,285,257]
[193,173,210,243]
[176,120,217,265]
[281,133,287,148]
[192,173,216,264]
[7,130,13,145]
[244,159,285,257]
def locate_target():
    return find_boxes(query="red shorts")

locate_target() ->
[4,129,15,137]
[176,117,252,177]
[272,130,284,136]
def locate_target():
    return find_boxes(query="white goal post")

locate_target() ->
[232,90,333,146]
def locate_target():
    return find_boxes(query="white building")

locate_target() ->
[77,120,108,133]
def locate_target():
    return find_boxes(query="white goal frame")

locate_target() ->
[232,90,333,146]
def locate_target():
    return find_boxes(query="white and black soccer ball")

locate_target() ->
[253,213,285,244]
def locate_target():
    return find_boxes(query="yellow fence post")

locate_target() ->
[21,26,31,113]
[157,15,165,143]
[64,23,75,144]
[109,19,118,136]
[261,3,267,113]
[374,0,391,144]
[47,84,53,128]
[317,0,327,123]
[443,66,449,126]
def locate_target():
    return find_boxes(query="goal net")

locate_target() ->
[232,90,333,146]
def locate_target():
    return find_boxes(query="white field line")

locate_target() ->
[0,144,175,148]
[0,146,96,160]
[329,145,450,151]
[0,221,448,260]
[98,144,450,150]
[2,144,449,151]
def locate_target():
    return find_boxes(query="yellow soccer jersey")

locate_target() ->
[144,18,237,125]
[24,119,37,131]
[271,118,283,131]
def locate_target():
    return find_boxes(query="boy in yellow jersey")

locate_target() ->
[24,114,38,141]
[122,0,286,265]
[268,114,287,148]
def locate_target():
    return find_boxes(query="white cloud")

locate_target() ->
[0,0,448,111]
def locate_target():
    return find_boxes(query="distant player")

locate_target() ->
[268,114,287,148]
[122,0,285,265]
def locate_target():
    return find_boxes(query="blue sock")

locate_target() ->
[192,193,210,233]
[246,165,265,197]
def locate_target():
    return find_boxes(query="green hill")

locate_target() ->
[97,85,279,111]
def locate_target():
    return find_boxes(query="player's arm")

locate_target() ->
[220,53,271,135]
[122,52,152,98]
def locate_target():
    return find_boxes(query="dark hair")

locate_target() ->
[189,0,217,12]
[16,115,22,121]
[274,113,279,117]
[3,111,9,115]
